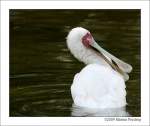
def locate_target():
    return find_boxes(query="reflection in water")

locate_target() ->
[71,104,130,117]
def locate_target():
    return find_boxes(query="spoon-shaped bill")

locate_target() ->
[90,41,132,81]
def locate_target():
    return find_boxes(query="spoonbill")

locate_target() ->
[66,27,132,109]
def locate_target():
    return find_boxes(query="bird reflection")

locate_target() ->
[71,104,130,117]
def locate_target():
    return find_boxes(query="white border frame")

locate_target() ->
[0,0,149,125]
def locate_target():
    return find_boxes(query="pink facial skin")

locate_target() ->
[82,32,93,48]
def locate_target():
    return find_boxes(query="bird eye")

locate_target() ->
[82,33,92,47]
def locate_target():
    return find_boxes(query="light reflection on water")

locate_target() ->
[10,10,140,117]
[71,104,130,117]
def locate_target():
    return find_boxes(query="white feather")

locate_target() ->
[71,64,126,108]
[66,27,132,109]
[67,27,111,67]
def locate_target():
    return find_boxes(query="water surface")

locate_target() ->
[9,10,140,117]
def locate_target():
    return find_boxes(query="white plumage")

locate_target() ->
[66,27,132,109]
[67,27,111,67]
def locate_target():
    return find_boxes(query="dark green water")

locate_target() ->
[9,10,140,117]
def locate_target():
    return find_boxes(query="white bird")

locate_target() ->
[66,27,132,109]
